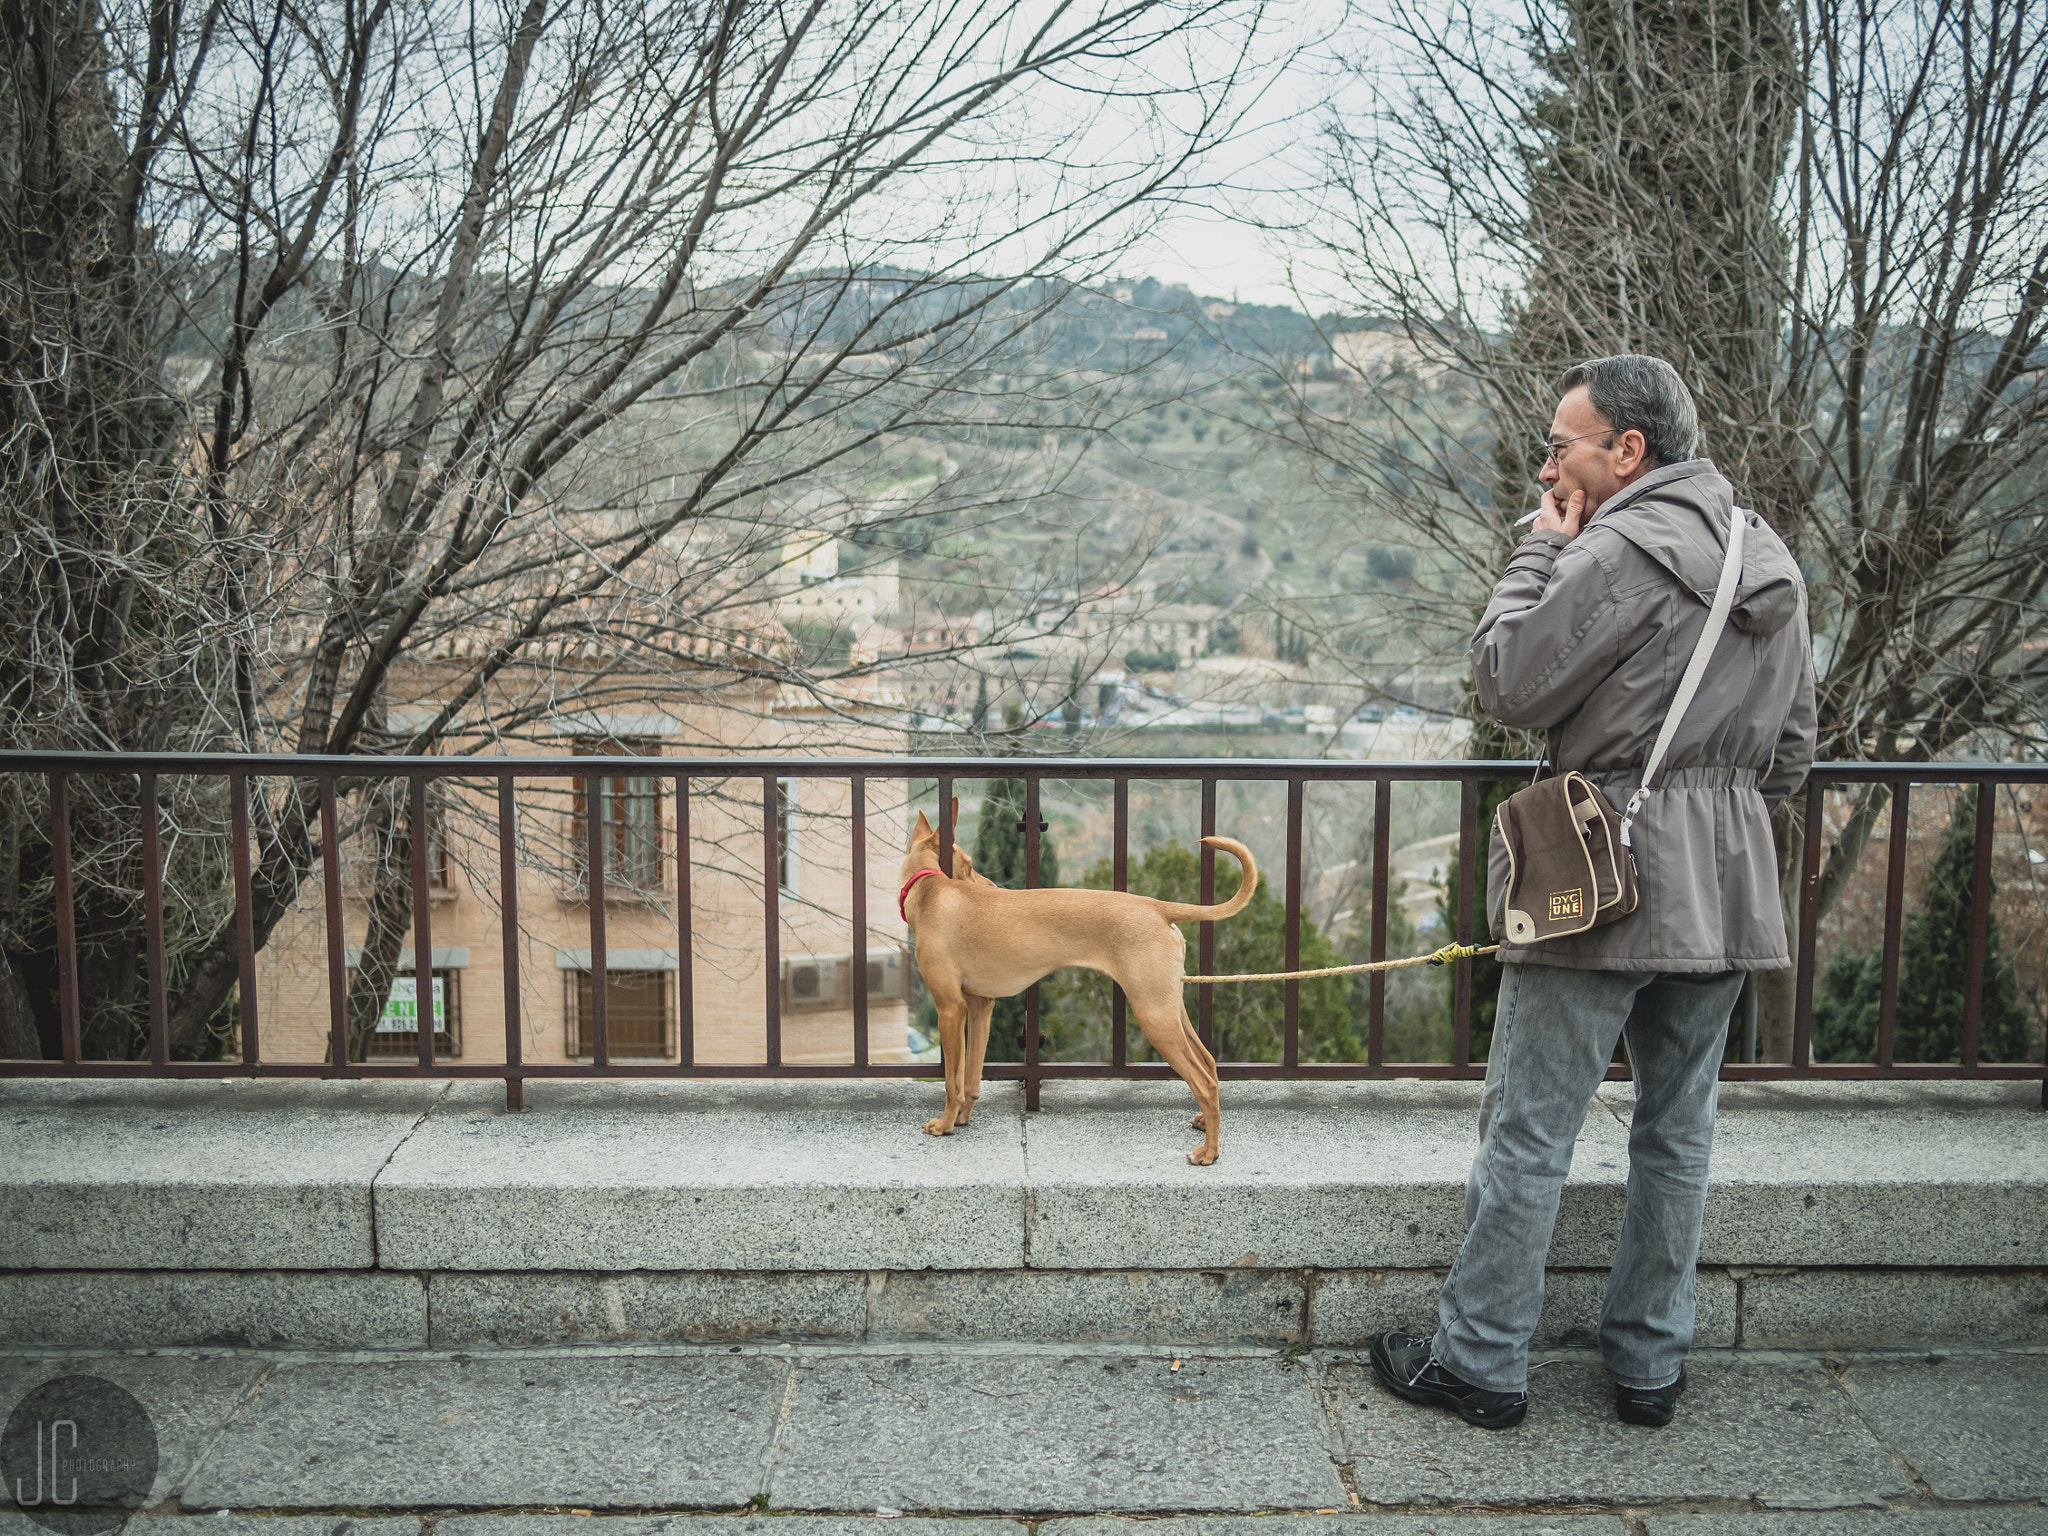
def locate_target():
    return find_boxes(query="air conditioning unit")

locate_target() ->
[781,948,909,1009]
[863,947,908,1002]
[782,954,841,1010]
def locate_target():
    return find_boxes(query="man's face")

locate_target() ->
[1540,386,1629,514]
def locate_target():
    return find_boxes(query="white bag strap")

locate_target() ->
[1619,503,1747,848]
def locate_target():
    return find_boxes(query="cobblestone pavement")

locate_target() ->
[1,1345,2041,1533]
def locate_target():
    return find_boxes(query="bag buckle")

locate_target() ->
[1619,786,1649,848]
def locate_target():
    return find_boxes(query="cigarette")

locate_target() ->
[1514,508,1542,525]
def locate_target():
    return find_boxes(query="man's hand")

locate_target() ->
[1533,486,1587,539]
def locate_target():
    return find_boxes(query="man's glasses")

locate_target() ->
[1539,429,1616,465]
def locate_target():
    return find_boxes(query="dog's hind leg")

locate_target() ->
[958,994,994,1126]
[1182,1006,1221,1130]
[923,995,971,1136]
[1132,1002,1222,1165]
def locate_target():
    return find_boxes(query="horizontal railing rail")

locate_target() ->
[2,751,2043,1109]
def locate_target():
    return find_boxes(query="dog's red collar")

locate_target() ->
[898,867,944,923]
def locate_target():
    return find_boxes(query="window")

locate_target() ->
[777,776,798,895]
[366,969,461,1057]
[568,969,669,1058]
[571,740,663,888]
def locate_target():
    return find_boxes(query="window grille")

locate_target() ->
[567,969,670,1059]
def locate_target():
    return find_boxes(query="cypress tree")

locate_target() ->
[1813,788,2033,1063]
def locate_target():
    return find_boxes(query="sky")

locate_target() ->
[1035,0,1347,311]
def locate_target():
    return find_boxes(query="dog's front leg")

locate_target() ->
[923,997,971,1136]
[957,995,994,1126]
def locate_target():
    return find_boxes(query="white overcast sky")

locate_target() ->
[1055,0,1347,310]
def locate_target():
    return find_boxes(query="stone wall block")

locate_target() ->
[864,1268,1308,1345]
[0,1270,427,1350]
[1311,1267,1736,1349]
[1740,1267,2048,1349]
[427,1271,866,1347]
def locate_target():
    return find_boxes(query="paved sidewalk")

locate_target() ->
[2,1345,2042,1531]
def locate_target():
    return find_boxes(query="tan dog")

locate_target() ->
[899,805,1258,1164]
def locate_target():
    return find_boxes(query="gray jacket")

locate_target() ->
[1474,458,1817,971]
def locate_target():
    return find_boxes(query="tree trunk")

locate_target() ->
[0,947,40,1059]
[343,790,414,1063]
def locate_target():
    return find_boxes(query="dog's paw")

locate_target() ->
[1186,1144,1219,1166]
[923,1117,954,1136]
[1189,1113,1208,1130]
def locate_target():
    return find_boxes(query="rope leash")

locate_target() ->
[1183,941,1499,985]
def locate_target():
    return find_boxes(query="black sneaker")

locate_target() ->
[1616,1367,1687,1427]
[1369,1330,1529,1429]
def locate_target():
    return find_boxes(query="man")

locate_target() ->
[1371,355,1816,1430]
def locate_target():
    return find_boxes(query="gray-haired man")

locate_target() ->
[1372,355,1817,1429]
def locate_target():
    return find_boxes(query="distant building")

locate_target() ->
[1332,328,1434,380]
[247,606,915,1071]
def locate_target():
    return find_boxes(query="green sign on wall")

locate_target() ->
[376,975,445,1033]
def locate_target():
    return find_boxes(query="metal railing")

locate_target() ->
[2,751,2044,1109]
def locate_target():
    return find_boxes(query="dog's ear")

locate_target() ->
[912,809,934,842]
[949,795,960,830]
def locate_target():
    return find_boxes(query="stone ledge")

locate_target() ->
[3,1076,2043,1278]
[5,1264,2043,1352]
[0,1078,447,1268]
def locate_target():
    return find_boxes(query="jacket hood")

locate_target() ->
[1592,459,1804,637]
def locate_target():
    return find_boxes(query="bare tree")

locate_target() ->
[1285,0,2047,1052]
[0,0,1268,1057]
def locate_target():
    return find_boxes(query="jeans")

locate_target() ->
[1432,962,1744,1393]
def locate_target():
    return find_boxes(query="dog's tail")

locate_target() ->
[1151,837,1259,924]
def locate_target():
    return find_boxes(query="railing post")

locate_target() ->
[588,766,610,1069]
[1197,777,1216,1052]
[1111,777,1128,1069]
[1792,779,1824,1069]
[50,773,80,1063]
[1959,779,1996,1070]
[675,775,693,1069]
[1368,777,1390,1071]
[498,775,523,1110]
[321,776,348,1072]
[851,776,868,1071]
[1024,774,1041,1112]
[933,774,951,1083]
[410,774,435,1070]
[1876,780,1911,1070]
[141,771,169,1070]
[1283,776,1302,1070]
[762,774,779,1070]
[1452,777,1476,1071]
[230,774,260,1071]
